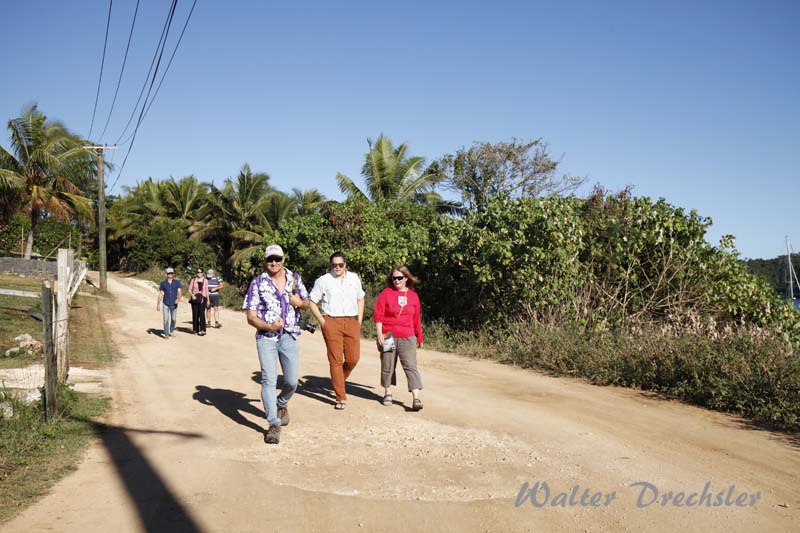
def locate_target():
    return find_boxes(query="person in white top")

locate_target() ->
[308,251,365,410]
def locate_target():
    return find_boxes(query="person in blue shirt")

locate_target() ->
[157,267,183,338]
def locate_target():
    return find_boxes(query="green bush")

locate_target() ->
[423,192,797,345]
[0,212,81,258]
[268,199,433,285]
[127,219,215,278]
[219,282,244,310]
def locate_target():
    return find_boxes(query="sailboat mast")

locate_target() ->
[787,236,795,301]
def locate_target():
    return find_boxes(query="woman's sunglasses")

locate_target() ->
[391,276,405,281]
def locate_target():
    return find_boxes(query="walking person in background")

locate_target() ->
[244,244,310,445]
[374,265,425,410]
[188,267,210,336]
[156,267,182,339]
[308,252,365,410]
[206,268,224,328]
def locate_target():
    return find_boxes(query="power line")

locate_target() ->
[139,0,199,126]
[88,0,114,140]
[108,0,180,193]
[99,0,141,142]
[113,0,178,146]
[119,0,198,145]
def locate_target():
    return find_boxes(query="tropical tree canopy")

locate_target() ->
[0,104,96,258]
[439,138,587,212]
[336,135,443,205]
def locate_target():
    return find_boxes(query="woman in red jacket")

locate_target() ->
[374,265,424,411]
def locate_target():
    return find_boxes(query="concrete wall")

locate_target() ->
[0,257,58,278]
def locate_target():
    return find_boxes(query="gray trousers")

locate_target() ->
[380,336,423,391]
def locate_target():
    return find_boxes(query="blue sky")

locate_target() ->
[2,0,798,259]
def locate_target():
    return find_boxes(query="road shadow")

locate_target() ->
[175,326,194,334]
[264,373,382,405]
[146,328,167,338]
[92,422,204,532]
[631,390,800,450]
[192,385,266,435]
[729,418,800,451]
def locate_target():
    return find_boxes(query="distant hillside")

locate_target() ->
[743,254,800,299]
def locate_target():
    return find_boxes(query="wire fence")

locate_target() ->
[0,250,86,418]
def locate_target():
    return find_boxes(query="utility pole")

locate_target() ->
[84,144,116,290]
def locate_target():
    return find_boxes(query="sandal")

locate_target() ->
[382,394,393,406]
[412,399,423,411]
[334,401,346,410]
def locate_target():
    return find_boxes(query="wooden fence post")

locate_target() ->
[42,281,57,420]
[56,249,72,384]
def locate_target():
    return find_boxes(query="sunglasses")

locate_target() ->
[331,262,345,268]
[391,276,405,281]
[266,256,284,263]
[197,271,204,274]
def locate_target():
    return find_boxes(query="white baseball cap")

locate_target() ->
[265,244,284,258]
[207,268,214,275]
[165,267,174,273]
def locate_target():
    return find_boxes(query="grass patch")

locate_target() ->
[0,386,108,524]
[133,265,169,286]
[0,278,117,524]
[219,282,243,310]
[0,295,42,370]
[0,274,45,293]
[68,289,119,365]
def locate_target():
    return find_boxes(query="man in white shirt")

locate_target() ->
[308,252,365,410]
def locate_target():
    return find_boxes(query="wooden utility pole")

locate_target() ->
[97,149,107,290]
[84,145,115,290]
[56,249,72,383]
[42,281,57,419]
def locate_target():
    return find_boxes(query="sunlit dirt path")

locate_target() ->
[3,273,799,532]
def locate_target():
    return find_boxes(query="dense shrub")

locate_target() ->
[0,212,81,258]
[127,219,215,279]
[266,199,433,285]
[425,194,583,325]
[424,192,798,345]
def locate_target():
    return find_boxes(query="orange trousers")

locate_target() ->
[321,316,361,401]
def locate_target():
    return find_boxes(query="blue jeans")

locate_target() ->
[256,335,299,426]
[162,304,178,336]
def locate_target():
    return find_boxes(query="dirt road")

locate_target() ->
[4,273,799,532]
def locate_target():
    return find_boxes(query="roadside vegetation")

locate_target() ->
[0,275,43,370]
[2,105,798,433]
[0,274,117,523]
[0,387,108,523]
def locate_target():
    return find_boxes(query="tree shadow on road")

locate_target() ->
[192,385,266,435]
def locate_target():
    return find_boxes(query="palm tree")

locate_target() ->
[192,164,281,272]
[0,104,96,258]
[162,175,207,222]
[107,178,166,244]
[291,187,327,215]
[336,135,443,205]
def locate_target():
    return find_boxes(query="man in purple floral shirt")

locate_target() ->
[243,244,310,444]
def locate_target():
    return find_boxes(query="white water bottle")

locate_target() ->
[382,332,395,352]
